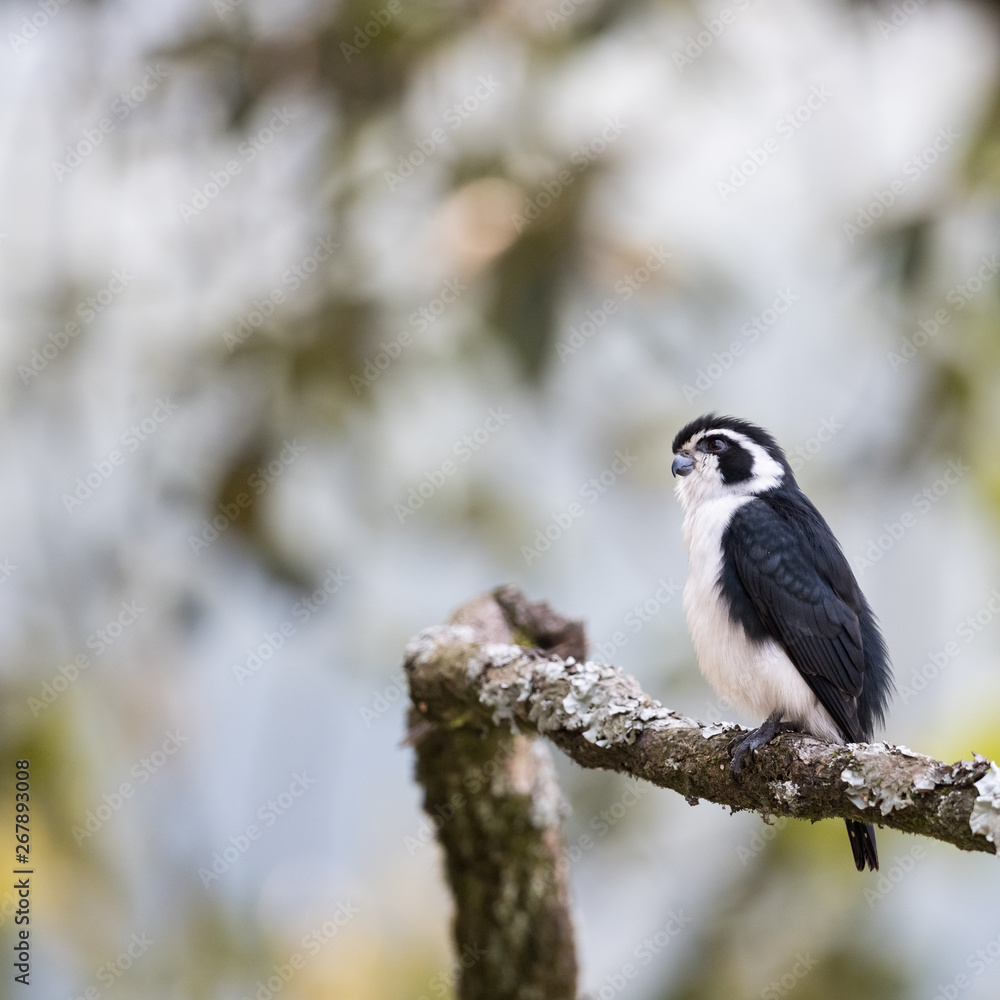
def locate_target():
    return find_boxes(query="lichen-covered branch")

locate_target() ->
[404,588,579,1000]
[403,587,1000,998]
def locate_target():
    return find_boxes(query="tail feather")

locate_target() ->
[845,820,878,871]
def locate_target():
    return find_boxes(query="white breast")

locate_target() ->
[680,496,841,743]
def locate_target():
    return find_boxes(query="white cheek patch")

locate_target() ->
[736,435,784,492]
[710,430,784,493]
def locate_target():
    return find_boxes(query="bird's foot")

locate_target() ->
[729,711,794,775]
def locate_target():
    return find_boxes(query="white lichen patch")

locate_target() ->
[405,624,477,667]
[771,780,800,805]
[840,745,926,816]
[422,628,729,750]
[552,660,647,746]
[970,761,1000,854]
[841,767,870,810]
[700,723,734,739]
[649,712,701,732]
[468,645,534,725]
[474,652,677,748]
[467,641,525,680]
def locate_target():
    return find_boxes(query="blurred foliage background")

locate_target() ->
[1,0,1000,997]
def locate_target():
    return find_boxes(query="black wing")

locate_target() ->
[722,495,866,741]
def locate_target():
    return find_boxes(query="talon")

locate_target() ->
[729,734,753,775]
[728,710,787,776]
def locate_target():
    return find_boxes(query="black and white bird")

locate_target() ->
[671,413,893,871]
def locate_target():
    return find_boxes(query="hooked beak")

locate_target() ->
[671,453,695,478]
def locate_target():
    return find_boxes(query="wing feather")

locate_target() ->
[724,498,865,741]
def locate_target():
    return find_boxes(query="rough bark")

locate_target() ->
[404,588,579,1000]
[403,587,1000,999]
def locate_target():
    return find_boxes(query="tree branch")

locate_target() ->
[403,587,1000,999]
[404,587,578,1000]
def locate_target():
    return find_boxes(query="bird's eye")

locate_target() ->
[703,437,728,454]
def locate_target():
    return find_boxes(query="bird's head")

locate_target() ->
[671,413,794,511]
